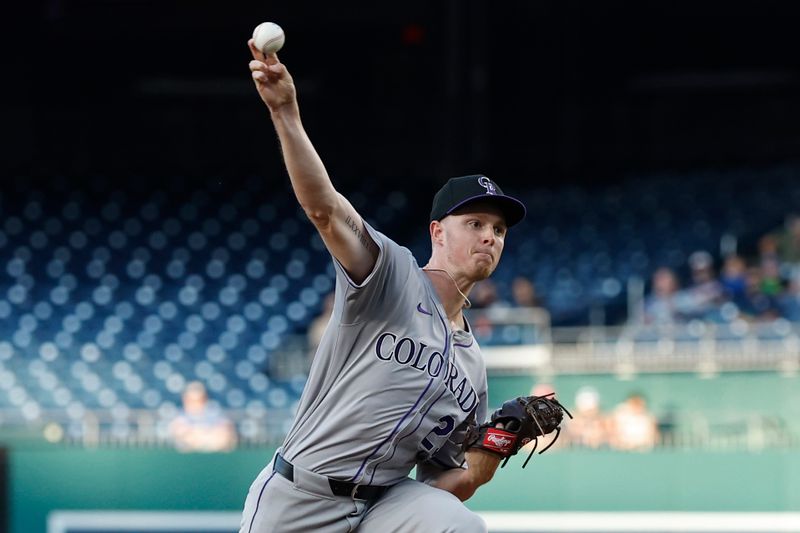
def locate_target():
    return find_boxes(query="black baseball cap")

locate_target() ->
[430,175,526,227]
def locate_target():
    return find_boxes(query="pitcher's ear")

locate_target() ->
[430,220,445,246]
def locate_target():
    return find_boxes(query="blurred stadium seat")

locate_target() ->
[1,167,800,446]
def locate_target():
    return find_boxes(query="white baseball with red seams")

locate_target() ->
[252,22,285,54]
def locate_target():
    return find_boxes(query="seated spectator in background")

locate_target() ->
[777,213,800,267]
[169,381,237,452]
[511,276,545,308]
[740,266,781,321]
[720,254,748,309]
[608,392,659,451]
[760,256,784,300]
[758,233,780,265]
[531,382,555,397]
[680,251,725,321]
[564,386,609,449]
[644,267,682,324]
[469,279,500,341]
[779,273,800,321]
[522,383,561,452]
[470,279,501,309]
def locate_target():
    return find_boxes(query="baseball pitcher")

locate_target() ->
[241,35,568,533]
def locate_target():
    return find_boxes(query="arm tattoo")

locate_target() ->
[345,215,378,254]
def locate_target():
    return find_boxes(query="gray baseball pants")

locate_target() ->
[240,456,486,533]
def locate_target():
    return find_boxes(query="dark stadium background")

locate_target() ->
[3,2,800,533]
[8,0,800,188]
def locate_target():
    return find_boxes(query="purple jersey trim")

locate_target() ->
[348,378,434,483]
[453,339,474,348]
[365,386,450,485]
[247,470,277,533]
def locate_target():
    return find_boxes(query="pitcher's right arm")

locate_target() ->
[248,39,378,284]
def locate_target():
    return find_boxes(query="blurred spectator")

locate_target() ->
[720,254,748,308]
[644,267,682,324]
[470,279,500,309]
[511,276,545,308]
[739,266,781,321]
[758,233,780,264]
[760,257,784,298]
[608,392,659,451]
[169,381,237,452]
[780,214,800,263]
[778,273,800,321]
[564,386,609,449]
[681,251,724,320]
[308,292,335,360]
[469,280,500,340]
[777,213,800,266]
[531,382,555,397]
[521,383,560,452]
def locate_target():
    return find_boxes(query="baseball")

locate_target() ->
[253,22,285,55]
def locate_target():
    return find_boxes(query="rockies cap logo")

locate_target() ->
[478,176,497,195]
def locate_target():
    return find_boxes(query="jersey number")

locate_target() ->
[421,415,456,451]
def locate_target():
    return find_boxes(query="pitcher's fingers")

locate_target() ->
[249,60,269,73]
[248,39,266,62]
[252,71,268,83]
[264,51,280,67]
[266,62,286,76]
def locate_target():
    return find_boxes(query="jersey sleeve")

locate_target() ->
[332,220,415,324]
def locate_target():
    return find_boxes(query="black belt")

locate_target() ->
[274,453,389,501]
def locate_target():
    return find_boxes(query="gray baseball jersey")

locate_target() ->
[281,222,488,486]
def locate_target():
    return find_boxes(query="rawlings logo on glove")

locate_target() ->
[482,428,516,453]
[464,392,572,468]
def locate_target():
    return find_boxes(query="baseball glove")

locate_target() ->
[464,393,572,468]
